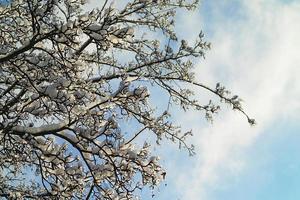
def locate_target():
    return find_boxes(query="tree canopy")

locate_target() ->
[0,0,254,199]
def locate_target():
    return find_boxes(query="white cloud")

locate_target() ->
[166,0,300,199]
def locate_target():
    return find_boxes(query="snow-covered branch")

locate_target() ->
[0,0,253,199]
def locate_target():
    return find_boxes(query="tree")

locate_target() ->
[0,0,254,199]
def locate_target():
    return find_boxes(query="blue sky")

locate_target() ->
[0,0,9,5]
[210,119,300,200]
[142,0,300,199]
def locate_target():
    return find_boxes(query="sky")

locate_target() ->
[143,0,300,200]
